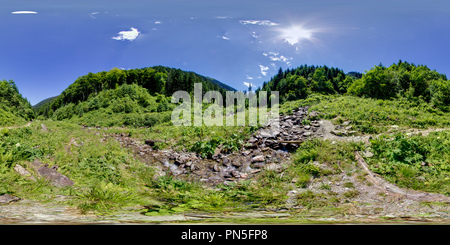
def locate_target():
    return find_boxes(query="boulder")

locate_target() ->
[31,160,74,187]
[252,155,265,162]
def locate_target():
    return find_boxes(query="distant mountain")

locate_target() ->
[33,96,58,110]
[206,77,237,92]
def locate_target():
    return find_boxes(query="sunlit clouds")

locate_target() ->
[263,52,293,65]
[112,27,140,41]
[239,20,279,27]
[260,65,269,76]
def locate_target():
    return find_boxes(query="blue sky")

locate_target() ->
[1,0,450,105]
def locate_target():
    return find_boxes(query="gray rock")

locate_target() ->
[362,151,374,158]
[348,131,358,135]
[33,161,74,187]
[0,194,20,204]
[259,128,280,138]
[231,171,241,178]
[232,158,242,167]
[241,150,251,156]
[308,111,320,118]
[40,124,48,132]
[264,163,278,171]
[222,158,230,166]
[14,164,36,181]
[331,130,343,136]
[175,154,190,164]
[252,155,265,162]
[212,145,222,159]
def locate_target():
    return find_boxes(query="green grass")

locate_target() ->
[280,94,450,134]
[366,130,450,195]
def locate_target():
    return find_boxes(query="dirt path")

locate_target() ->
[319,119,450,142]
[0,121,32,130]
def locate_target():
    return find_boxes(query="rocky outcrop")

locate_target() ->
[14,160,74,188]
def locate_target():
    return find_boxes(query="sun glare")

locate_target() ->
[278,25,315,45]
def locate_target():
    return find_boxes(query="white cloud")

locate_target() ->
[90,12,99,19]
[251,32,261,39]
[155,21,162,24]
[246,75,253,80]
[239,20,279,26]
[11,11,38,14]
[263,52,292,65]
[269,55,291,63]
[215,16,231,19]
[217,35,230,40]
[260,65,269,76]
[243,82,253,88]
[112,27,140,41]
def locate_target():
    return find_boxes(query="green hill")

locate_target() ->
[0,80,34,127]
[35,66,237,127]
[256,64,354,103]
[257,61,449,110]
[32,96,58,110]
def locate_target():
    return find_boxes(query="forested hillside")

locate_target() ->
[256,64,357,103]
[32,96,58,110]
[347,61,449,109]
[35,66,236,119]
[0,79,34,126]
[257,61,450,112]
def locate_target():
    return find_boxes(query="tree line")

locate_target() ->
[256,61,450,111]
[0,80,34,125]
[256,65,357,103]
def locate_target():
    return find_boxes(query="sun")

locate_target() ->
[278,25,315,45]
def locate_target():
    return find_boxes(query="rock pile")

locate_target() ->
[330,120,358,136]
[246,106,324,151]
